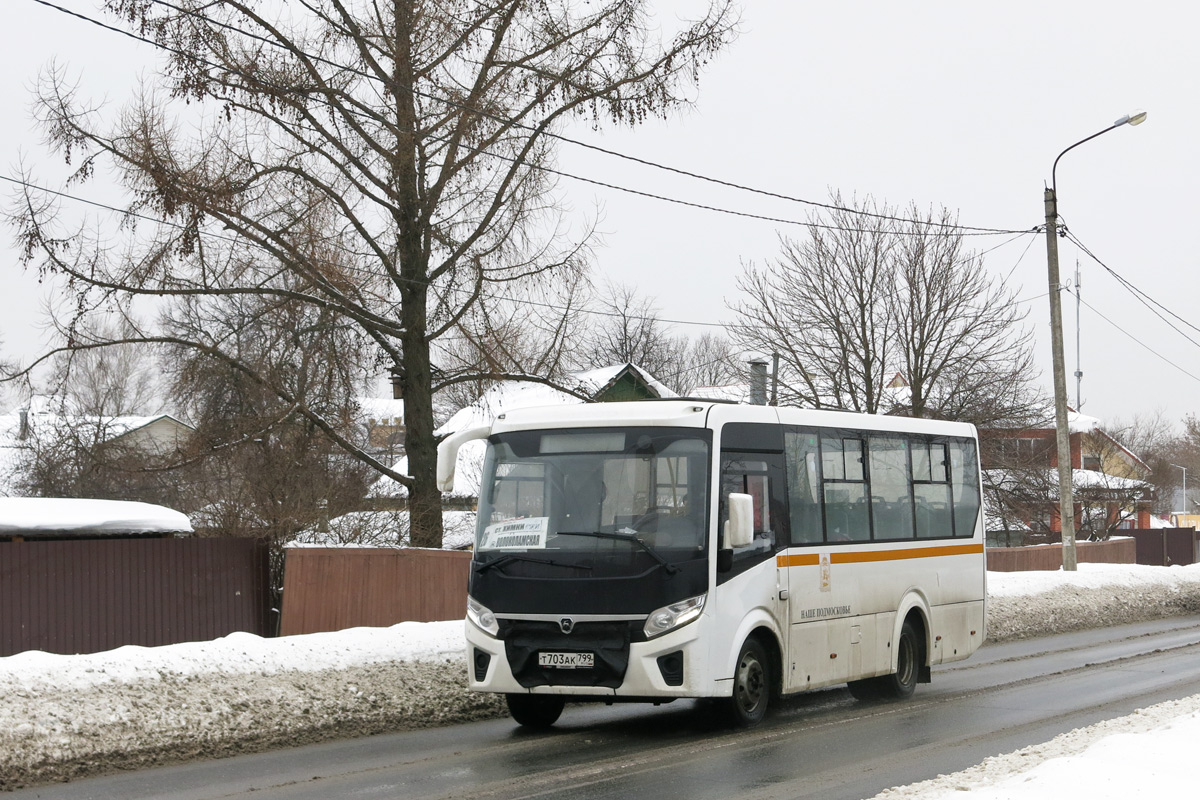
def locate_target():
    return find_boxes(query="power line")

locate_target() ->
[2,172,730,330]
[1074,293,1200,384]
[138,0,1027,234]
[1066,230,1200,345]
[26,0,1031,237]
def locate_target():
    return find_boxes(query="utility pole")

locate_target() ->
[1044,186,1078,570]
[1044,110,1147,572]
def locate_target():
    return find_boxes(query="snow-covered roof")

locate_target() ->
[372,363,672,499]
[286,509,476,550]
[1068,410,1103,434]
[571,363,675,400]
[0,408,192,445]
[984,468,1151,501]
[357,396,405,423]
[0,498,194,536]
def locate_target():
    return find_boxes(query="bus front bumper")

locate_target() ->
[464,616,713,698]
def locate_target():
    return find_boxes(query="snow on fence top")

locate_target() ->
[0,498,194,536]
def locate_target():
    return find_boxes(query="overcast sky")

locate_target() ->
[3,1,1197,432]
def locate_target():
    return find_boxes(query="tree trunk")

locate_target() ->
[393,2,443,548]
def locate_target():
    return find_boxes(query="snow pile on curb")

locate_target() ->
[869,694,1200,800]
[0,623,503,790]
[3,564,1200,789]
[985,563,1200,642]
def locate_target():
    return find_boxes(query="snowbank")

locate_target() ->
[870,695,1200,800]
[3,564,1200,790]
[986,563,1200,642]
[0,623,503,790]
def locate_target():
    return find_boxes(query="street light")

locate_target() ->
[1044,110,1146,571]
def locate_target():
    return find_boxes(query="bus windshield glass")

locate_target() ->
[475,428,710,565]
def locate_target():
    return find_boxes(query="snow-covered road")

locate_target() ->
[3,563,1200,795]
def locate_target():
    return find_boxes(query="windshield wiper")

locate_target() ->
[474,554,591,574]
[555,531,680,576]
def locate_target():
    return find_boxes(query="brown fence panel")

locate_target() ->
[0,537,272,657]
[986,537,1136,572]
[279,548,471,636]
[1119,528,1200,566]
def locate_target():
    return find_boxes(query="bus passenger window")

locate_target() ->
[950,439,981,537]
[821,435,869,542]
[785,430,823,544]
[868,435,913,540]
[913,441,952,538]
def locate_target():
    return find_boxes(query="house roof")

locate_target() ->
[371,363,673,498]
[0,497,194,536]
[357,396,405,423]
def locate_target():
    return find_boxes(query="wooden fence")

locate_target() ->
[0,537,272,657]
[1117,528,1200,566]
[279,547,471,635]
[985,537,1136,572]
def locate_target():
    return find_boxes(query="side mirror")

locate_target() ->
[436,425,491,492]
[725,492,755,549]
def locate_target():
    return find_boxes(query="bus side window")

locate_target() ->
[950,439,982,537]
[719,452,787,579]
[784,430,823,544]
[821,435,870,542]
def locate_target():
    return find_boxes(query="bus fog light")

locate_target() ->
[644,593,706,639]
[467,596,499,636]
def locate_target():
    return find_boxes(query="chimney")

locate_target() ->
[18,409,29,441]
[748,359,768,406]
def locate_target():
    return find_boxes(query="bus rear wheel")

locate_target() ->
[848,620,921,702]
[506,694,565,728]
[725,637,771,727]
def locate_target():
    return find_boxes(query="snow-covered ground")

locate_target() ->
[3,563,1200,794]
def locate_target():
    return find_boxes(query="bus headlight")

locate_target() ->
[467,596,499,636]
[644,593,706,639]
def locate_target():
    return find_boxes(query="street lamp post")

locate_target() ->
[1044,111,1146,571]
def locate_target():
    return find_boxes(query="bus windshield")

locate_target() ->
[475,427,710,567]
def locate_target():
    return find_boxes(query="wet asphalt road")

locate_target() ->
[14,615,1200,800]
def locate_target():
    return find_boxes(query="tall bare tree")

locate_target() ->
[573,281,686,378]
[669,331,743,395]
[434,269,591,421]
[9,0,737,546]
[731,196,1043,425]
[733,199,895,413]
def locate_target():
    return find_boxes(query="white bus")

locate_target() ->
[439,400,986,728]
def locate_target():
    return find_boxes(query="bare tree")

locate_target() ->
[890,205,1041,426]
[433,270,591,421]
[11,332,179,503]
[669,331,743,395]
[731,196,1043,425]
[732,198,895,413]
[9,0,737,547]
[1112,411,1194,516]
[573,281,686,378]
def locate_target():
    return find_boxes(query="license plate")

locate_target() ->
[538,651,594,669]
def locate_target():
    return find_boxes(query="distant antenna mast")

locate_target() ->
[1074,260,1083,410]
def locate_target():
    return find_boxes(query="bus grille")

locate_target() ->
[501,620,632,689]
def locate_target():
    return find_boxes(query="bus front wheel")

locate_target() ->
[506,694,565,728]
[725,637,771,727]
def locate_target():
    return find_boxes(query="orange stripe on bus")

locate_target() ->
[776,543,983,568]
[776,553,821,567]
